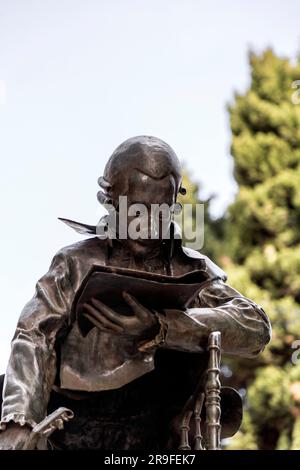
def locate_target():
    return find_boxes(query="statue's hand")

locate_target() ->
[83,292,159,340]
[0,423,32,450]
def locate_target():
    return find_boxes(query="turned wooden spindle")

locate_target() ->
[205,331,222,450]
[178,396,194,450]
[193,392,205,450]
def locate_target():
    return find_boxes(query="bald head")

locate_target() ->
[98,136,183,205]
[105,135,181,182]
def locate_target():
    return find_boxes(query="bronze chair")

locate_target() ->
[177,331,243,450]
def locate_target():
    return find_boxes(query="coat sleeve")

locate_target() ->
[138,279,271,358]
[0,251,75,430]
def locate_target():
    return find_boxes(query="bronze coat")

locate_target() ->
[1,236,271,429]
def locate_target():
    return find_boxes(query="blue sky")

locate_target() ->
[0,0,300,371]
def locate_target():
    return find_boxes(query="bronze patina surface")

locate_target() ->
[0,136,271,450]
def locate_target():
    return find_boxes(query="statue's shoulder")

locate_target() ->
[181,246,227,282]
[56,237,108,262]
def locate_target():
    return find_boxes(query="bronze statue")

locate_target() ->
[0,136,271,450]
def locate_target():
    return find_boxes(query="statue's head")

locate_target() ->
[98,136,185,257]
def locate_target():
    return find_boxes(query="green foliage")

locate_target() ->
[179,49,300,448]
[223,49,300,449]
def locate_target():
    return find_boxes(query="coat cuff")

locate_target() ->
[0,413,36,431]
[137,312,168,353]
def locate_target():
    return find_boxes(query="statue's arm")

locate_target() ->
[0,250,74,433]
[145,279,271,358]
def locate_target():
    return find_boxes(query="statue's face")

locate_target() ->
[117,171,177,258]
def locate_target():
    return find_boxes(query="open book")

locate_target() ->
[73,265,209,336]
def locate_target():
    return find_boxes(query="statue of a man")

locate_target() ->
[0,136,271,450]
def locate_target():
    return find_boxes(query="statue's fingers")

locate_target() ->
[122,292,151,321]
[83,313,113,334]
[83,312,107,330]
[90,297,124,326]
[83,303,124,333]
